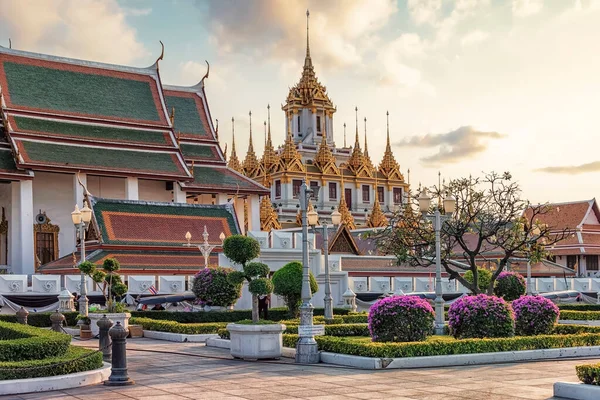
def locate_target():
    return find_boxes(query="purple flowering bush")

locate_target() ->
[448,294,514,339]
[494,271,526,301]
[368,296,434,342]
[512,295,559,336]
[192,266,242,307]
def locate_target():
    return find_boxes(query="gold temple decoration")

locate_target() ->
[33,212,60,270]
[260,104,279,187]
[278,116,304,173]
[227,117,242,172]
[243,111,262,179]
[379,111,403,181]
[260,196,281,231]
[347,107,371,178]
[363,117,375,173]
[314,112,339,175]
[367,175,388,228]
[338,173,356,229]
[296,207,303,226]
[170,107,175,126]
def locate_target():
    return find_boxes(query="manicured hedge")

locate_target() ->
[282,333,600,358]
[576,363,600,385]
[552,324,600,334]
[341,313,368,324]
[284,323,369,337]
[130,307,350,323]
[559,311,600,321]
[0,322,71,361]
[0,312,78,328]
[559,304,600,311]
[0,346,103,380]
[129,317,226,334]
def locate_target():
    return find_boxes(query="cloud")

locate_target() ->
[535,161,600,174]
[407,0,442,25]
[123,7,152,17]
[0,0,149,65]
[203,0,397,69]
[512,0,544,17]
[461,30,490,46]
[398,126,506,164]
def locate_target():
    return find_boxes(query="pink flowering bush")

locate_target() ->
[448,294,514,339]
[368,296,434,342]
[512,295,559,336]
[494,271,526,301]
[192,266,242,307]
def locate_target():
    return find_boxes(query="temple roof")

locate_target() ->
[182,165,268,195]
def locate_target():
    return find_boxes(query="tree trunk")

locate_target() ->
[252,294,259,323]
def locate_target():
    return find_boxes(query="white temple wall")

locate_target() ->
[138,179,172,202]
[87,175,126,199]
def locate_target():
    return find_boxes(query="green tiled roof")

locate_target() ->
[165,95,208,137]
[180,143,220,161]
[3,61,161,122]
[12,115,170,145]
[18,140,184,175]
[191,166,264,190]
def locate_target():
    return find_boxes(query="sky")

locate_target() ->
[0,0,599,204]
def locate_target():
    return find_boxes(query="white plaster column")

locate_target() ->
[125,177,139,201]
[173,183,187,203]
[292,112,298,138]
[233,197,245,234]
[73,173,86,207]
[216,194,229,205]
[247,195,260,232]
[387,188,395,210]
[10,181,34,275]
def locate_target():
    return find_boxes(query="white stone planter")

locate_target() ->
[89,313,131,337]
[227,323,286,360]
[554,382,600,400]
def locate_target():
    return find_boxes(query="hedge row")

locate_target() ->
[558,304,600,311]
[559,310,600,321]
[0,322,71,361]
[552,324,600,335]
[0,346,103,380]
[576,363,600,385]
[280,333,600,359]
[284,323,369,337]
[0,312,79,328]
[130,307,350,323]
[129,318,226,334]
[341,314,369,324]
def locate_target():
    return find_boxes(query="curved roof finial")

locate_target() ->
[202,60,210,81]
[154,41,164,70]
[8,38,11,49]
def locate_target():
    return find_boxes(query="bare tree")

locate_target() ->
[373,172,573,294]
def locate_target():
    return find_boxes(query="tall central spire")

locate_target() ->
[304,9,312,68]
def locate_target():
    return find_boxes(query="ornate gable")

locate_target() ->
[329,225,361,255]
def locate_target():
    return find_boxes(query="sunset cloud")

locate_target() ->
[536,161,600,174]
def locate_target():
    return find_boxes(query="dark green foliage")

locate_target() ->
[559,310,600,320]
[341,313,368,324]
[0,346,103,380]
[245,262,270,278]
[91,270,106,284]
[493,271,526,301]
[223,235,260,266]
[192,267,242,307]
[463,268,493,292]
[577,363,600,385]
[78,261,95,275]
[234,319,278,325]
[0,312,78,327]
[111,282,128,297]
[284,323,369,337]
[558,304,600,311]
[103,258,120,272]
[0,322,71,361]
[248,278,273,297]
[272,261,319,317]
[226,270,247,286]
[552,324,600,334]
[129,317,226,334]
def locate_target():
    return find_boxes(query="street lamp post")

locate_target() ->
[308,207,341,322]
[71,201,93,317]
[296,181,319,364]
[418,189,456,335]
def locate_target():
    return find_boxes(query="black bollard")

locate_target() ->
[97,315,113,362]
[50,310,65,333]
[104,322,134,386]
[16,307,28,325]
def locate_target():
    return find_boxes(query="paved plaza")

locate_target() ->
[0,338,595,400]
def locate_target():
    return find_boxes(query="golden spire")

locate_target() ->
[338,173,356,229]
[279,114,303,172]
[260,196,282,231]
[343,122,347,148]
[261,104,278,174]
[314,109,338,174]
[363,117,374,172]
[304,9,313,70]
[243,111,260,177]
[227,117,242,172]
[379,110,402,180]
[367,175,388,228]
[347,106,364,174]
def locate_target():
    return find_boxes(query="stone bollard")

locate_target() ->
[97,315,113,362]
[50,310,65,333]
[104,322,134,386]
[16,307,29,325]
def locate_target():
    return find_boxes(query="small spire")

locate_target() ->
[243,111,260,177]
[267,104,272,143]
[354,106,360,149]
[386,110,391,147]
[306,9,311,59]
[228,117,242,172]
[379,110,401,180]
[363,117,374,172]
[264,120,267,148]
[343,122,347,148]
[176,131,181,146]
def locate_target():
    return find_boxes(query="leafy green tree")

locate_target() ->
[463,267,492,293]
[272,261,318,317]
[78,258,127,312]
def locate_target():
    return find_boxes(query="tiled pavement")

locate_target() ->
[1,338,597,400]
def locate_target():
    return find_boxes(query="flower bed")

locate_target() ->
[0,321,71,361]
[513,296,559,335]
[369,296,434,342]
[448,294,514,339]
[129,317,226,334]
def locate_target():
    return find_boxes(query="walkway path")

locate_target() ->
[1,338,596,400]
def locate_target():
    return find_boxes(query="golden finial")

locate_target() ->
[363,117,374,171]
[263,120,267,148]
[170,107,175,126]
[368,173,388,228]
[306,9,311,59]
[8,38,11,49]
[202,60,210,81]
[355,106,359,147]
[347,107,365,174]
[176,131,181,146]
[154,40,164,71]
[215,119,219,140]
[72,252,76,267]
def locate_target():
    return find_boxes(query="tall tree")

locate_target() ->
[374,172,573,294]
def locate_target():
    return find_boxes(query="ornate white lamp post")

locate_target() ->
[71,201,93,317]
[418,188,456,335]
[308,207,341,321]
[197,226,216,268]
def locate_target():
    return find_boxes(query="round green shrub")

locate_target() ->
[91,270,106,284]
[368,296,434,342]
[512,295,559,336]
[226,270,246,285]
[248,278,274,296]
[272,261,318,317]
[78,261,95,275]
[494,271,526,301]
[448,294,514,339]
[111,283,128,297]
[463,267,492,292]
[245,262,270,278]
[223,235,260,266]
[102,258,120,272]
[192,267,242,307]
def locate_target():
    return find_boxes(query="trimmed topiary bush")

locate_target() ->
[368,295,434,342]
[494,271,526,301]
[463,267,492,292]
[272,261,319,317]
[576,363,600,385]
[448,294,514,339]
[512,295,559,336]
[191,266,242,307]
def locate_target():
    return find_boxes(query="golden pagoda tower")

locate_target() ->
[363,117,375,173]
[243,111,261,179]
[260,104,279,187]
[314,112,339,175]
[337,174,356,229]
[367,176,388,228]
[227,117,242,173]
[379,111,403,181]
[260,195,281,231]
[278,116,304,173]
[347,107,364,174]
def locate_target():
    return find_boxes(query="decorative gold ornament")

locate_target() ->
[243,111,263,179]
[227,117,243,173]
[379,111,403,181]
[367,176,388,228]
[338,174,356,229]
[260,196,281,231]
